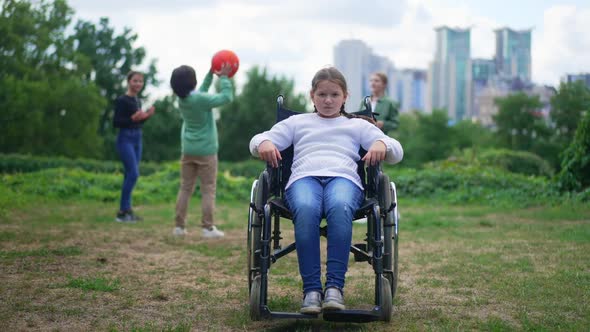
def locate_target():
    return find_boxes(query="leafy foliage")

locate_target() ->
[0,0,157,160]
[0,153,161,175]
[550,81,590,145]
[141,96,182,162]
[386,162,561,207]
[217,66,308,161]
[557,111,590,192]
[2,155,586,209]
[0,0,105,158]
[478,149,553,177]
[493,93,549,151]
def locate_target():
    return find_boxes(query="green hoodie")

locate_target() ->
[177,71,233,156]
[359,96,399,134]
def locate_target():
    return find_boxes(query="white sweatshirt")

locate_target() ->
[249,113,404,189]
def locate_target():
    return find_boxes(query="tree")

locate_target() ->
[0,0,105,158]
[394,110,453,167]
[141,95,182,162]
[217,67,307,161]
[550,81,590,145]
[450,120,495,152]
[72,17,158,159]
[557,111,590,192]
[493,93,549,151]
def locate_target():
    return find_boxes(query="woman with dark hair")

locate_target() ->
[113,71,156,222]
[362,72,399,134]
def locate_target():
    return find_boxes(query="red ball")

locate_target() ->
[211,50,240,78]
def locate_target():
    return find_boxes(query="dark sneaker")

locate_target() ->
[300,291,322,314]
[322,287,345,311]
[115,210,139,223]
[127,210,142,221]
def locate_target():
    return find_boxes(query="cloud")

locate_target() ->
[67,0,590,99]
[534,5,590,84]
[68,0,216,14]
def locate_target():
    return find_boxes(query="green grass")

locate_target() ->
[0,246,82,259]
[0,197,588,331]
[66,276,120,292]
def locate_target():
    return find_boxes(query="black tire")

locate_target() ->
[247,181,261,291]
[249,276,262,321]
[378,174,395,297]
[248,172,267,291]
[391,183,399,300]
[379,276,393,322]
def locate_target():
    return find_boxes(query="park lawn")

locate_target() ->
[0,198,589,331]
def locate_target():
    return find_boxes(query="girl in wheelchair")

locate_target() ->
[249,67,403,314]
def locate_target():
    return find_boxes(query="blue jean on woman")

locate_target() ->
[285,176,364,294]
[116,128,142,212]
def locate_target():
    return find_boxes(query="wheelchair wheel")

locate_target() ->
[249,275,262,321]
[248,175,266,291]
[378,276,393,322]
[378,174,396,297]
[391,182,400,299]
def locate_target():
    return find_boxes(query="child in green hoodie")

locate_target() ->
[170,62,233,238]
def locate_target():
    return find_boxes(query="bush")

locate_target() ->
[0,162,252,205]
[0,154,161,175]
[477,149,553,177]
[385,162,560,206]
[219,159,265,178]
[557,111,590,192]
[2,158,580,209]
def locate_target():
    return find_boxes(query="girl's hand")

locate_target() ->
[131,110,148,122]
[214,62,233,77]
[258,140,282,168]
[362,140,387,166]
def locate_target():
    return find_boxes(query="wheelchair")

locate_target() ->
[247,95,400,323]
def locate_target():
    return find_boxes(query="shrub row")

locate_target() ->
[0,154,161,175]
[3,161,587,212]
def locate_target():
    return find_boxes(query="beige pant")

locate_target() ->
[175,154,217,229]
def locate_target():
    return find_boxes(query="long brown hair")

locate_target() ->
[311,67,375,124]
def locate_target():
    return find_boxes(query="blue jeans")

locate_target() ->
[285,176,364,294]
[116,128,142,211]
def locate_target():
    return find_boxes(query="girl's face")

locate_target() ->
[311,80,347,118]
[128,74,145,95]
[370,75,385,95]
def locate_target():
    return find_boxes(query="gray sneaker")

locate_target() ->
[322,287,345,311]
[115,210,141,223]
[300,291,322,314]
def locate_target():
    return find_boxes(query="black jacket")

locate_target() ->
[113,95,143,129]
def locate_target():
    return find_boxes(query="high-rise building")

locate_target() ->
[427,26,472,122]
[334,39,395,111]
[562,73,590,89]
[391,69,427,113]
[494,27,532,81]
[471,58,497,119]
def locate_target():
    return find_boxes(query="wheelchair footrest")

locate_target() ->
[352,243,370,262]
[322,308,382,323]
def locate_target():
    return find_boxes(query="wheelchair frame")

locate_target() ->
[247,96,400,323]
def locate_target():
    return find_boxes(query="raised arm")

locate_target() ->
[203,76,233,108]
[198,70,214,93]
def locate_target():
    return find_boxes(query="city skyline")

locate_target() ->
[67,0,590,99]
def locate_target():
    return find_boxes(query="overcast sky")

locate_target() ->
[69,0,590,99]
